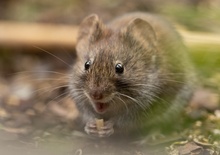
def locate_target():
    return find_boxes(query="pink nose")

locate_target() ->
[89,90,103,100]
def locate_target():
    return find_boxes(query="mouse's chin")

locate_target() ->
[92,102,110,114]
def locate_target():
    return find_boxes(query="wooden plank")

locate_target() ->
[179,29,220,49]
[0,21,219,49]
[0,21,78,47]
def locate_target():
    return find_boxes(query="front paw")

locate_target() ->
[84,120,114,138]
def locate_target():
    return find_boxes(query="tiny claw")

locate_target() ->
[84,121,98,135]
[84,120,114,138]
[98,128,114,137]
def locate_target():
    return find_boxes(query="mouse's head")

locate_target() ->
[70,14,160,116]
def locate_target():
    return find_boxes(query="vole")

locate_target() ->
[69,12,195,138]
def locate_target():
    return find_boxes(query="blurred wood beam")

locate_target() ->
[0,21,219,50]
[0,21,78,48]
[179,29,220,49]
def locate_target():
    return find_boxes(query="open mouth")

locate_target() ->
[94,102,109,114]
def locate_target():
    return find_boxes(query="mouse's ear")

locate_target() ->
[121,18,157,47]
[77,14,106,43]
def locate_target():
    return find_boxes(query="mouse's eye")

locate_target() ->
[115,63,124,74]
[85,60,91,70]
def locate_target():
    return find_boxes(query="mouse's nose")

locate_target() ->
[89,89,103,100]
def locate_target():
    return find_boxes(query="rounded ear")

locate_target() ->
[121,18,157,47]
[77,14,106,43]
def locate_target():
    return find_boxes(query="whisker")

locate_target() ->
[159,78,185,84]
[45,85,69,92]
[70,91,87,101]
[24,85,69,101]
[10,70,69,76]
[33,45,73,69]
[72,95,89,109]
[131,84,160,90]
[59,47,75,61]
[16,77,69,83]
[115,95,129,115]
[48,91,70,104]
[117,92,146,111]
[12,73,70,83]
[53,93,72,105]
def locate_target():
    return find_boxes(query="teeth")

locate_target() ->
[94,102,109,113]
[97,102,105,109]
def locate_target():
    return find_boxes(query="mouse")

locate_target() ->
[69,12,196,138]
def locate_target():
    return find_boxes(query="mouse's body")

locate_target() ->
[70,12,195,138]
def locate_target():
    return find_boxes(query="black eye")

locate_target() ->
[115,63,124,74]
[85,60,91,70]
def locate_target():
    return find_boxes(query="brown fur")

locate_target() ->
[70,12,196,137]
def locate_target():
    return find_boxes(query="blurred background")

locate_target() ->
[0,0,220,155]
[0,0,220,31]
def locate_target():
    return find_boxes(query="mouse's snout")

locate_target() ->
[87,87,114,114]
[87,84,114,103]
[89,89,104,100]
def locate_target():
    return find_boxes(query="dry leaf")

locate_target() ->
[178,142,203,155]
